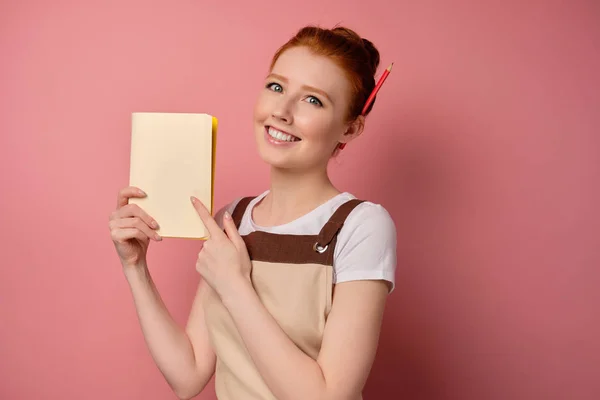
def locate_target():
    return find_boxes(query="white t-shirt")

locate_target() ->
[216,191,397,293]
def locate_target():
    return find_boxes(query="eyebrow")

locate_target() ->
[267,73,333,104]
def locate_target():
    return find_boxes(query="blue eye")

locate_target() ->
[267,82,283,92]
[306,96,323,107]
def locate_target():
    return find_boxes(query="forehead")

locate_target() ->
[270,46,351,100]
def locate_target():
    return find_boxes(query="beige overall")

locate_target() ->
[202,196,365,399]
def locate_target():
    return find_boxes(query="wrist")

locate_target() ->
[219,273,253,308]
[122,261,150,282]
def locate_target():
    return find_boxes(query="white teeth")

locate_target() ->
[268,127,297,142]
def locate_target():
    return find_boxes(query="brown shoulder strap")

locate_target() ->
[316,199,365,248]
[231,196,255,229]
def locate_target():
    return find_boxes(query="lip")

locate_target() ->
[266,125,298,138]
[264,126,300,146]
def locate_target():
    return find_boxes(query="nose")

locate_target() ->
[271,98,294,125]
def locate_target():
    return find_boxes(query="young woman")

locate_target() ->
[109,26,397,400]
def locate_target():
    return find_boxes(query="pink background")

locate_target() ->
[1,1,599,399]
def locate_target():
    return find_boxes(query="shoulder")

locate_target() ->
[333,200,397,292]
[348,201,396,231]
[214,193,263,229]
[339,201,397,253]
[213,197,243,229]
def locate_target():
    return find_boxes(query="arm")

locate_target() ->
[124,265,216,400]
[221,277,388,400]
[123,202,240,398]
[110,187,220,399]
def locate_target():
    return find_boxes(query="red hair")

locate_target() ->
[270,25,381,121]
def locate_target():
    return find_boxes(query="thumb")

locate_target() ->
[222,211,245,251]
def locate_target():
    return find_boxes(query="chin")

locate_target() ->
[256,141,295,169]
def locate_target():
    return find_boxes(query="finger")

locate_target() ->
[110,217,161,241]
[190,196,223,239]
[111,227,148,243]
[112,204,159,230]
[222,211,245,251]
[117,186,147,208]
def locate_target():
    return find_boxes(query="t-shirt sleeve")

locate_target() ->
[333,202,397,293]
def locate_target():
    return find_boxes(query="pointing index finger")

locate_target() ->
[190,196,222,238]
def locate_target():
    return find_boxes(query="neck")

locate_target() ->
[257,165,340,226]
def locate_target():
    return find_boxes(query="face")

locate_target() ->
[253,46,363,171]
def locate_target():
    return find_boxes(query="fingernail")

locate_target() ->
[224,211,231,220]
[139,189,146,196]
[155,234,162,241]
[151,220,159,229]
[190,196,196,203]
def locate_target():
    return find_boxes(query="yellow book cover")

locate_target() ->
[128,112,218,239]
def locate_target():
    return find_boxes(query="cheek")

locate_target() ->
[295,112,338,142]
[253,92,272,123]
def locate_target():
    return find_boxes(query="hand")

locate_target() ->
[191,196,252,298]
[109,186,162,268]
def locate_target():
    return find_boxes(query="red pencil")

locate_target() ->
[339,62,393,150]
[361,62,393,115]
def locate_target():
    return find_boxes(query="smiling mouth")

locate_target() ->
[265,126,301,142]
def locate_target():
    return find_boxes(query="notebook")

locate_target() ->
[128,112,218,240]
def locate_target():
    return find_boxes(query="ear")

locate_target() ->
[339,115,365,145]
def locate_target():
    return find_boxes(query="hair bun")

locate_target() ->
[361,38,380,75]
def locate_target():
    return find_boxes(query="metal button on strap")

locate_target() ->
[313,242,328,253]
